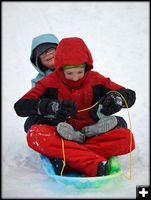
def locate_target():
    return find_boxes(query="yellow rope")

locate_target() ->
[106,91,133,180]
[60,91,133,180]
[60,138,66,176]
[78,101,99,113]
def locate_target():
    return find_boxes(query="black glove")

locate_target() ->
[37,98,77,121]
[37,98,60,115]
[56,100,77,121]
[100,92,123,115]
[91,88,136,121]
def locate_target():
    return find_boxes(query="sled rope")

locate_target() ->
[60,91,133,180]
[106,91,133,180]
[77,101,99,112]
[60,138,66,176]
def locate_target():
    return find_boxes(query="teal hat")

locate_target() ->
[63,63,87,70]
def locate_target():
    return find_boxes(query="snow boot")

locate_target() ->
[106,156,121,174]
[49,157,64,175]
[97,156,121,176]
[97,161,108,176]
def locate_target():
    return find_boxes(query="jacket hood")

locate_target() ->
[54,37,93,71]
[30,33,59,75]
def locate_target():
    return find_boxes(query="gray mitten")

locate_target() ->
[57,122,85,143]
[82,116,118,137]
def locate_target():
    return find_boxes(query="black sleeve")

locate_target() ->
[117,88,136,108]
[14,98,39,117]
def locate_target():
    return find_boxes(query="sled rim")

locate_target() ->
[46,169,122,180]
[40,155,122,188]
[49,170,122,189]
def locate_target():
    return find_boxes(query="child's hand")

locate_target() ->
[100,93,123,115]
[56,100,77,121]
[37,99,77,120]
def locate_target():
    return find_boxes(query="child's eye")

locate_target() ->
[67,72,72,75]
[77,71,84,75]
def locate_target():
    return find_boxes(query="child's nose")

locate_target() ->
[72,75,80,81]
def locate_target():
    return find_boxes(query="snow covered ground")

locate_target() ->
[2,2,149,198]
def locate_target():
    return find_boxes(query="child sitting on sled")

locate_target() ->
[14,37,136,177]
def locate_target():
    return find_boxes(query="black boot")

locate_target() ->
[49,158,64,175]
[97,161,107,176]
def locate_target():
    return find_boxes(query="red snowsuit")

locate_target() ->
[19,37,135,176]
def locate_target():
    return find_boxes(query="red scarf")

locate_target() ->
[56,69,89,90]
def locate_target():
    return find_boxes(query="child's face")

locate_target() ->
[39,48,56,70]
[63,68,85,81]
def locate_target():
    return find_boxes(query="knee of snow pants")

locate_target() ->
[84,127,135,158]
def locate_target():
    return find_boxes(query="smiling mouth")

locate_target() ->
[47,58,54,62]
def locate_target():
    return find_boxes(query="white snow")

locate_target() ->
[2,2,149,198]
